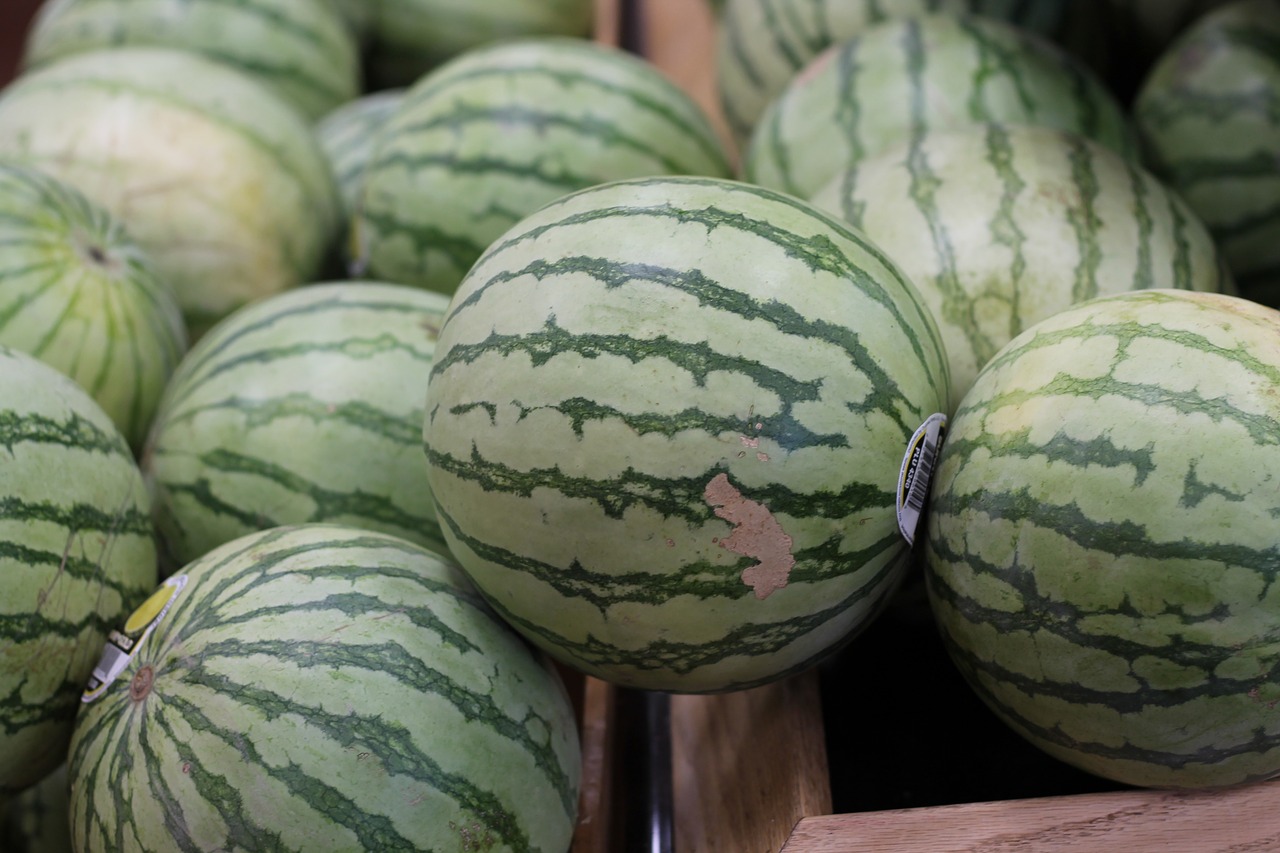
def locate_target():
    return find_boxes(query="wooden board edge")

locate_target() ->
[593,0,622,47]
[636,0,738,165]
[780,778,1280,852]
[571,676,620,853]
[672,669,833,853]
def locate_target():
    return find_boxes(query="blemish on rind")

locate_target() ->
[704,473,796,600]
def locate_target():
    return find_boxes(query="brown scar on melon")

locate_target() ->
[704,473,795,600]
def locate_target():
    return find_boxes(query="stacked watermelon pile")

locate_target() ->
[0,0,1278,848]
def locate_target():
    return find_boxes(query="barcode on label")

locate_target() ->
[905,437,938,512]
[88,640,131,688]
[896,413,947,547]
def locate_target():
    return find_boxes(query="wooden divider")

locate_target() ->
[781,781,1280,852]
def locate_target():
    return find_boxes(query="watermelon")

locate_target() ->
[422,175,950,693]
[0,347,157,797]
[142,281,452,569]
[1133,0,1280,307]
[0,161,187,454]
[0,47,342,340]
[20,0,362,122]
[68,524,582,853]
[924,288,1280,789]
[364,0,595,88]
[351,37,734,296]
[1,764,72,853]
[315,88,407,224]
[809,123,1233,414]
[744,11,1137,200]
[715,0,1072,148]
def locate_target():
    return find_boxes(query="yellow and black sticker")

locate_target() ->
[82,573,188,703]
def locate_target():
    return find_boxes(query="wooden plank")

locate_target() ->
[781,780,1280,852]
[593,0,621,47]
[639,0,737,163]
[572,676,620,853]
[672,670,832,853]
[0,0,41,86]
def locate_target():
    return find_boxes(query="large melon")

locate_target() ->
[744,11,1136,200]
[809,123,1232,413]
[315,89,407,224]
[67,524,581,853]
[0,162,187,453]
[21,0,361,121]
[715,0,1072,148]
[0,47,342,340]
[351,37,733,296]
[423,175,950,693]
[925,289,1280,789]
[142,281,451,568]
[1133,0,1280,307]
[0,347,157,797]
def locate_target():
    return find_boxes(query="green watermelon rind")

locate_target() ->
[67,524,581,853]
[423,174,950,693]
[924,288,1280,789]
[0,347,157,797]
[143,281,452,568]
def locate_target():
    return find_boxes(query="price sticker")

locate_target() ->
[896,413,947,547]
[82,573,188,703]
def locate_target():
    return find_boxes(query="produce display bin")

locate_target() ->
[5,1,1280,852]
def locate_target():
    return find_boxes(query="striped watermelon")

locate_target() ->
[351,37,734,296]
[142,281,451,569]
[0,47,342,340]
[744,11,1136,200]
[1,764,72,853]
[1133,0,1280,307]
[68,524,582,853]
[809,123,1233,414]
[315,89,407,224]
[0,347,157,797]
[423,175,950,693]
[20,0,362,122]
[0,162,187,454]
[924,288,1280,789]
[365,0,595,88]
[715,0,1072,148]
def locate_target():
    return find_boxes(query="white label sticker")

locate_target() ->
[82,573,188,703]
[896,413,947,547]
